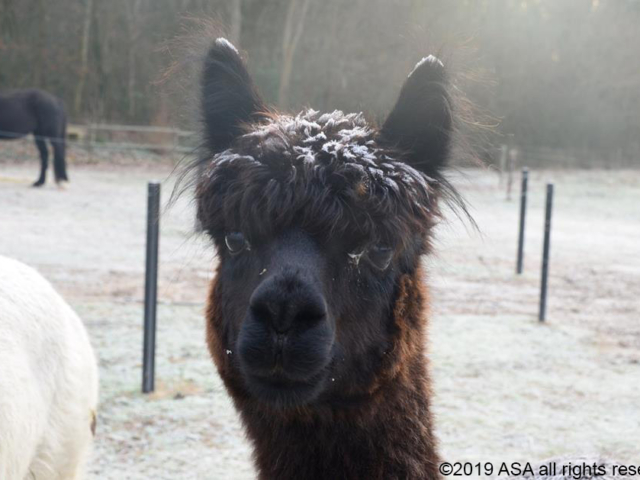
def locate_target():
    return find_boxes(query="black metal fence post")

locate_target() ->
[539,183,554,322]
[143,182,160,393]
[516,167,529,274]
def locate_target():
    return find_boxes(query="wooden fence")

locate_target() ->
[72,123,197,155]
[1,123,197,162]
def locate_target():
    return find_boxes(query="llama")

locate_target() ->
[191,37,457,479]
[0,89,69,187]
[0,256,98,480]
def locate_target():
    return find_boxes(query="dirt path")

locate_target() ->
[1,163,638,478]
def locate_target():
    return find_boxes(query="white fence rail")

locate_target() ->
[2,123,198,160]
[74,123,197,156]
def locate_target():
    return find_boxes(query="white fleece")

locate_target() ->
[0,256,98,480]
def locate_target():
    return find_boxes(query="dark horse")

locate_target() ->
[0,89,68,186]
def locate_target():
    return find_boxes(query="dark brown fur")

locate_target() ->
[206,268,439,479]
[191,38,462,479]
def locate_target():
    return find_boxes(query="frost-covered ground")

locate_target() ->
[0,160,638,479]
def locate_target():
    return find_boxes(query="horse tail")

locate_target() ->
[60,109,67,141]
[53,104,68,182]
[60,109,67,157]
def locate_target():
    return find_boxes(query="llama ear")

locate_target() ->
[379,56,453,176]
[201,38,266,154]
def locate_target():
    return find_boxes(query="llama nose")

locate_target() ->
[249,275,327,334]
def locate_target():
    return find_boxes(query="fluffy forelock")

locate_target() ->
[197,109,441,249]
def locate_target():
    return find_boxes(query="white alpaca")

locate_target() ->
[0,256,98,480]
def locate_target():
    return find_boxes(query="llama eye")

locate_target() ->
[367,246,393,271]
[225,232,250,254]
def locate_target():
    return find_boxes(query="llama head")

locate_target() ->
[196,38,453,410]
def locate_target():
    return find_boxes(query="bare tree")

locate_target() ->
[74,0,94,115]
[0,0,637,166]
[0,0,17,41]
[126,0,143,118]
[33,0,46,87]
[229,0,242,45]
[277,0,312,108]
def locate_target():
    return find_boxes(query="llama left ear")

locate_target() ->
[379,56,453,176]
[201,38,267,154]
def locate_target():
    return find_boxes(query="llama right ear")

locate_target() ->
[201,38,266,154]
[379,56,453,177]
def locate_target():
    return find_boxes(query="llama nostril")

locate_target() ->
[250,299,293,333]
[251,303,276,326]
[293,304,327,325]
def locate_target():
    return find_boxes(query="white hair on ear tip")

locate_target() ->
[408,55,444,78]
[215,37,239,54]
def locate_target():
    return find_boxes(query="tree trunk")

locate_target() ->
[74,0,94,116]
[92,1,113,119]
[126,0,143,119]
[229,0,242,45]
[33,0,45,87]
[277,0,311,108]
[0,0,17,43]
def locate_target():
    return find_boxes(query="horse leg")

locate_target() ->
[33,138,49,187]
[52,137,68,184]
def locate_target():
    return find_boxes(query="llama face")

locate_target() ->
[196,38,453,410]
